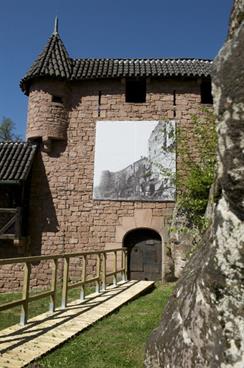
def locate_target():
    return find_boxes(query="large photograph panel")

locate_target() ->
[93,121,176,201]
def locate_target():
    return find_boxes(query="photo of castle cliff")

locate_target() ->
[93,120,176,201]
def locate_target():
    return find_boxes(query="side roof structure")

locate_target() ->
[20,21,213,95]
[0,142,37,184]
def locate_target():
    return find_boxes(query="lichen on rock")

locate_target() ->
[144,1,244,367]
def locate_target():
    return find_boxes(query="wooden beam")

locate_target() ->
[15,207,22,239]
[20,262,31,325]
[0,248,128,266]
[0,234,15,239]
[50,259,58,313]
[61,257,69,309]
[0,214,16,235]
[101,253,107,291]
[96,253,101,293]
[113,251,117,286]
[0,208,17,213]
[0,298,24,312]
[80,255,86,300]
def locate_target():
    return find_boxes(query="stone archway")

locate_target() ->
[123,228,162,281]
[104,209,167,280]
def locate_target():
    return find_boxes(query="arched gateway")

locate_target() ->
[123,228,162,281]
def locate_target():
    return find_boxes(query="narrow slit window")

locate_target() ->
[173,90,176,117]
[125,79,146,103]
[200,80,213,104]
[52,95,63,104]
[173,90,176,106]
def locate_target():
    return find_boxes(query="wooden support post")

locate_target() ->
[15,207,21,240]
[80,255,86,300]
[20,262,31,325]
[101,252,106,291]
[124,249,128,282]
[113,251,117,286]
[61,257,69,309]
[96,253,101,293]
[121,249,123,269]
[122,250,125,282]
[49,259,58,312]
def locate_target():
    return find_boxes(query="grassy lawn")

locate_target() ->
[37,283,174,368]
[0,283,174,368]
[0,285,95,330]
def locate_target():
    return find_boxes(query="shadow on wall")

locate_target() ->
[28,146,59,256]
[46,139,67,158]
[0,240,24,259]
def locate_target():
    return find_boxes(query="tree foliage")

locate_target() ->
[177,109,217,230]
[0,117,20,142]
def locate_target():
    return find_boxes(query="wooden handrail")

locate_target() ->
[0,248,126,265]
[0,248,128,325]
[0,208,17,214]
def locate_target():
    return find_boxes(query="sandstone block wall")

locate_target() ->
[27,80,69,141]
[0,77,209,290]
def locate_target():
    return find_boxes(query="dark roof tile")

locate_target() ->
[0,142,37,184]
[20,33,72,94]
[20,32,213,94]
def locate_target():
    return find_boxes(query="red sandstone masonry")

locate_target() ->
[0,78,208,289]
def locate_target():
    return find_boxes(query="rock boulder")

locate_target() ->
[144,1,244,367]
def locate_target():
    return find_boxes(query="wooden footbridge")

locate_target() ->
[0,249,154,368]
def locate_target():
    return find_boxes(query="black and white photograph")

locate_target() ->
[93,120,176,201]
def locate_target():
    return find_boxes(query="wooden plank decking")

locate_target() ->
[0,280,154,368]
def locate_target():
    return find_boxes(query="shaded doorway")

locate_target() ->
[123,228,162,281]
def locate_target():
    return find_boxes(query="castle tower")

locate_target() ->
[20,18,71,144]
[17,21,213,286]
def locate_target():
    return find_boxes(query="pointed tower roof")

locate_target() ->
[20,18,72,94]
[20,18,213,95]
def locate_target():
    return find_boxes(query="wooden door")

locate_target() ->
[124,229,162,281]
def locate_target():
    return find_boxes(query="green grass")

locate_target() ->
[0,283,174,368]
[37,283,174,368]
[0,285,95,330]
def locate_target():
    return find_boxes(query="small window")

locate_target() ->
[52,95,63,104]
[200,80,213,104]
[28,137,42,144]
[126,79,146,103]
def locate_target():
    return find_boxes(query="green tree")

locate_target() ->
[0,117,21,142]
[177,108,217,231]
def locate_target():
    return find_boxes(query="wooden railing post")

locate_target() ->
[122,249,125,282]
[113,251,117,286]
[0,247,128,324]
[96,253,101,293]
[101,252,106,291]
[61,256,69,309]
[124,249,128,282]
[49,258,58,312]
[80,255,86,300]
[20,262,31,325]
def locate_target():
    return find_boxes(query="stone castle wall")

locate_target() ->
[27,80,69,141]
[0,77,208,290]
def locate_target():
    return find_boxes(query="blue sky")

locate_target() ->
[0,0,232,138]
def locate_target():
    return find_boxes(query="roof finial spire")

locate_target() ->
[53,16,59,35]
